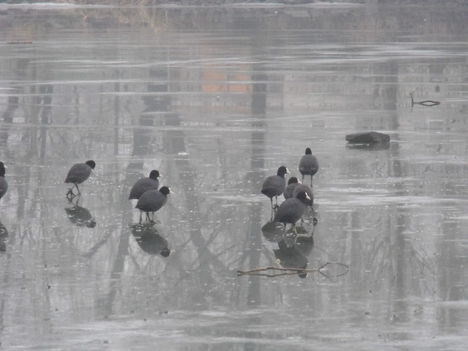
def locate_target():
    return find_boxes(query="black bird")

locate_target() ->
[261,166,289,209]
[274,191,310,230]
[284,176,299,199]
[299,148,319,186]
[136,186,171,223]
[65,160,95,198]
[292,183,313,206]
[0,162,8,200]
[129,170,160,200]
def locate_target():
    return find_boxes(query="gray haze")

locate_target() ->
[1,1,468,350]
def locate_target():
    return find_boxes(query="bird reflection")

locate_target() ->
[261,221,285,242]
[64,198,96,228]
[262,220,311,244]
[0,220,8,252]
[262,218,315,278]
[130,223,170,257]
[274,239,310,278]
[262,204,317,241]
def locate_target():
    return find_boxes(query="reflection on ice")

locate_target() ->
[257,215,317,278]
[65,198,97,228]
[130,223,170,257]
[261,220,284,242]
[0,220,8,252]
[1,1,468,350]
[274,238,312,278]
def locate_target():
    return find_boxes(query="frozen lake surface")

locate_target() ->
[1,1,468,350]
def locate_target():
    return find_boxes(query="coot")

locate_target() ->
[136,186,171,222]
[299,148,318,186]
[292,183,313,206]
[65,160,95,197]
[261,166,288,209]
[129,170,160,200]
[284,176,299,199]
[274,191,310,229]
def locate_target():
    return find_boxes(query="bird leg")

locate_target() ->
[274,196,279,210]
[74,183,81,196]
[139,211,143,224]
[145,212,151,222]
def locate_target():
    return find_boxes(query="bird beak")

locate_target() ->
[169,188,174,194]
[286,168,290,174]
[305,193,311,200]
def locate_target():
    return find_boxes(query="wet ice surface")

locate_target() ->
[1,1,468,350]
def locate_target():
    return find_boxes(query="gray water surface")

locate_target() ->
[1,1,468,350]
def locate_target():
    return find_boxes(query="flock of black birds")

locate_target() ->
[261,147,318,230]
[0,148,319,267]
[62,160,172,223]
[0,159,174,254]
[0,147,318,225]
[253,147,320,278]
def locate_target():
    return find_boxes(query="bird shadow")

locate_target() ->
[130,222,170,257]
[64,197,96,228]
